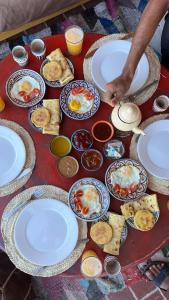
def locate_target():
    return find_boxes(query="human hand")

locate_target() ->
[103,74,133,107]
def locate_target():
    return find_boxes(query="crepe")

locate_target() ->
[46,48,74,85]
[42,123,60,135]
[120,194,159,220]
[103,213,125,256]
[43,99,60,124]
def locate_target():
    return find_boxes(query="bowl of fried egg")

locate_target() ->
[68,177,110,222]
[60,80,100,120]
[105,159,148,201]
[6,69,46,107]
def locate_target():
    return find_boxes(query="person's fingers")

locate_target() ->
[145,270,154,281]
[149,265,159,277]
[156,263,164,271]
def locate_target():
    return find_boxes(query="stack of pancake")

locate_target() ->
[31,99,60,135]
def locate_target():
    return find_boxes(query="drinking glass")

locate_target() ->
[12,46,28,67]
[65,25,84,56]
[31,39,46,59]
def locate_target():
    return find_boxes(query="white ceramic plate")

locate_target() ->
[0,126,26,187]
[137,120,169,179]
[14,199,78,266]
[91,40,149,94]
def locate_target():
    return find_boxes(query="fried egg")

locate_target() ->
[68,93,93,114]
[77,184,101,216]
[111,165,140,188]
[11,76,40,101]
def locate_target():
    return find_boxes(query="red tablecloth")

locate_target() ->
[0,33,169,280]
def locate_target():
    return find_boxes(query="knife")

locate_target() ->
[85,32,134,59]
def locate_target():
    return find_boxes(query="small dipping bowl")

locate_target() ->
[91,120,114,143]
[50,135,72,157]
[81,149,103,171]
[71,129,93,151]
[57,156,79,178]
[103,139,125,160]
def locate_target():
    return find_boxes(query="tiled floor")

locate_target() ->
[108,279,169,300]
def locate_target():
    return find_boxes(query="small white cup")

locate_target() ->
[12,46,28,67]
[104,255,121,276]
[153,95,169,112]
[31,39,46,59]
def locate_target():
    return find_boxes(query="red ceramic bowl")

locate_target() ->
[91,120,114,143]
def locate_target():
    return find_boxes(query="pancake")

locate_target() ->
[31,107,50,128]
[43,61,62,81]
[90,221,113,245]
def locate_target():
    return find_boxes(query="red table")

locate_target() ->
[0,33,169,282]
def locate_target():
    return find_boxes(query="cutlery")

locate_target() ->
[3,187,45,220]
[124,79,159,102]
[85,32,134,59]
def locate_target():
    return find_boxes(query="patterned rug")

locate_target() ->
[0,0,148,60]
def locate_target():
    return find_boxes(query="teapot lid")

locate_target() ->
[118,103,141,124]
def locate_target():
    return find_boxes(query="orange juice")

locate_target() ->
[81,250,102,278]
[65,25,84,56]
[50,135,72,157]
[0,97,5,112]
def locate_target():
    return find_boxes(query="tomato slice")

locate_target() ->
[29,91,36,99]
[76,202,83,211]
[119,188,128,197]
[84,91,94,101]
[74,190,83,197]
[82,207,89,215]
[74,197,81,204]
[114,184,121,193]
[129,183,138,193]
[71,87,80,96]
[33,88,40,96]
[23,95,31,102]
[18,91,26,97]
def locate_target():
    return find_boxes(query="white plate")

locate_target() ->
[137,120,169,179]
[14,199,78,266]
[91,40,149,94]
[0,126,26,187]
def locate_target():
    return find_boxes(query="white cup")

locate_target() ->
[31,39,46,59]
[104,255,121,276]
[12,46,28,67]
[153,95,169,112]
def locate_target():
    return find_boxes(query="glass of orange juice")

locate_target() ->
[65,25,84,56]
[0,96,5,112]
[81,250,103,278]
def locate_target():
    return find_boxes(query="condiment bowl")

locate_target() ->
[81,149,103,171]
[91,120,114,143]
[49,135,72,158]
[71,129,93,152]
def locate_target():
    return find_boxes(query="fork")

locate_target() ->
[3,187,45,220]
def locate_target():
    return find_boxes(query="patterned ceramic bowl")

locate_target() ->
[68,177,110,222]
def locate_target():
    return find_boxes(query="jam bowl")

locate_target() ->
[81,149,103,171]
[71,129,93,151]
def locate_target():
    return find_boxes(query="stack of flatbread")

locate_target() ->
[43,48,74,85]
[120,194,159,219]
[103,213,125,256]
[31,99,61,135]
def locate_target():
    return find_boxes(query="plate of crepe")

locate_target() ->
[40,48,74,87]
[28,99,61,135]
[120,194,160,231]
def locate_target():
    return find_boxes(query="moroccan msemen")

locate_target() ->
[103,213,125,256]
[46,48,74,85]
[31,107,50,128]
[42,99,60,135]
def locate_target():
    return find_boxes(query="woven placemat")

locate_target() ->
[0,119,35,197]
[130,114,169,195]
[1,185,87,277]
[83,33,160,106]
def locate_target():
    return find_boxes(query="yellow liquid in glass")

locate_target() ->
[65,27,84,56]
[50,136,71,157]
[0,97,5,112]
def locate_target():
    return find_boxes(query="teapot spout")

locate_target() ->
[132,127,145,135]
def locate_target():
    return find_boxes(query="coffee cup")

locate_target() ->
[31,39,46,59]
[104,255,121,276]
[153,95,169,112]
[12,46,28,67]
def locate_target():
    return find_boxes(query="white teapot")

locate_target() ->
[111,102,145,135]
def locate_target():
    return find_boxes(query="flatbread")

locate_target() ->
[43,99,60,124]
[31,107,50,128]
[134,209,155,231]
[43,61,62,81]
[46,48,74,85]
[120,194,159,220]
[103,213,125,256]
[42,123,60,135]
[90,222,113,245]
